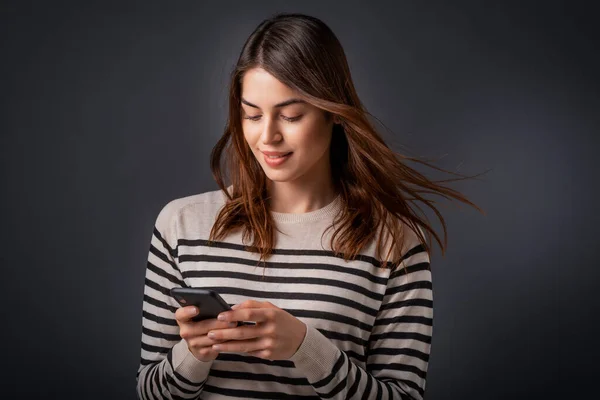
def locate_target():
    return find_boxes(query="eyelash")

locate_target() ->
[243,115,303,123]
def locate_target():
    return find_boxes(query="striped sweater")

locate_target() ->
[136,189,433,399]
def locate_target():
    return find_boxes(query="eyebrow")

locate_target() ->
[241,97,306,109]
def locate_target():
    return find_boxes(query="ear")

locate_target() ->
[333,115,342,125]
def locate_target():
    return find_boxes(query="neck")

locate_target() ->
[266,171,337,214]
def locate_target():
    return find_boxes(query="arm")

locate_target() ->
[136,204,213,399]
[289,242,433,399]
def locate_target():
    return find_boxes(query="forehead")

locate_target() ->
[241,68,300,107]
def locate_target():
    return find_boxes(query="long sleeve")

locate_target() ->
[289,242,433,400]
[136,203,214,399]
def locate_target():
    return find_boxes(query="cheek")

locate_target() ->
[292,120,332,148]
[242,124,261,146]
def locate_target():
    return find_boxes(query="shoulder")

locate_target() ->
[154,188,228,233]
[372,215,429,269]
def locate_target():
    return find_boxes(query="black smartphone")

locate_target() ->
[170,288,232,322]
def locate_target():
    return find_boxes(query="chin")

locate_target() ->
[264,172,293,182]
[261,167,298,183]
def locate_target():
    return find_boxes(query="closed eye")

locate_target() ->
[243,115,303,123]
[282,115,303,123]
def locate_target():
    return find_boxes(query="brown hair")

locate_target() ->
[209,13,484,269]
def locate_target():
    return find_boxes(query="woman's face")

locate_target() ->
[240,68,334,184]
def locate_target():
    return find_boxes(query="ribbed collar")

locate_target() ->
[270,194,343,223]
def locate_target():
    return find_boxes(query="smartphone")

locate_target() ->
[170,288,232,322]
[170,287,255,325]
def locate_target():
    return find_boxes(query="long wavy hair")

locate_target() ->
[209,13,484,269]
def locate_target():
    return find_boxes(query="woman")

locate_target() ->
[136,12,480,400]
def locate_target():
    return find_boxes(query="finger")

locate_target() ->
[175,306,199,322]
[247,349,273,360]
[192,347,220,360]
[231,299,263,310]
[207,324,261,342]
[212,337,265,354]
[218,308,276,324]
[187,331,234,348]
[180,318,237,340]
[187,335,221,349]
[205,319,240,331]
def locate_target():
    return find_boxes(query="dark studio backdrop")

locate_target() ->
[1,1,598,399]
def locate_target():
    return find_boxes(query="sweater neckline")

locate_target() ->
[270,195,342,223]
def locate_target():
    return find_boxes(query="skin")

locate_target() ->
[241,67,339,213]
[176,301,309,362]
[176,68,341,362]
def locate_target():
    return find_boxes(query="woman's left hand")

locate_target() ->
[207,300,307,360]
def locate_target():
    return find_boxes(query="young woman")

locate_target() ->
[136,12,480,400]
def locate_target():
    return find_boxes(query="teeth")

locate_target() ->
[267,154,288,159]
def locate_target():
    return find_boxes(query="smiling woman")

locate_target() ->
[136,12,482,400]
[239,68,338,205]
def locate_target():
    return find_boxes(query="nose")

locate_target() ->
[260,116,283,144]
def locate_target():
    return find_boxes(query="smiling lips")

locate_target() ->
[261,150,293,167]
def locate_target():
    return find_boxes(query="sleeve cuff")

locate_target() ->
[170,339,213,383]
[289,325,342,382]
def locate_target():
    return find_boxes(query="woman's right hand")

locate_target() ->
[175,306,237,362]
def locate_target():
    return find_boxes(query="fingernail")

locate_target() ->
[231,304,240,310]
[208,331,215,339]
[188,307,197,315]
[217,314,226,321]
[228,322,237,327]
[212,344,221,351]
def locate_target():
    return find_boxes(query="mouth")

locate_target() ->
[263,151,292,160]
[261,151,293,159]
[261,151,293,167]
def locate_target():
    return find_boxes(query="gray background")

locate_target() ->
[1,1,598,399]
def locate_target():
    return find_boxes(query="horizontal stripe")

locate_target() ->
[179,253,388,285]
[165,372,201,396]
[181,256,384,300]
[384,280,432,297]
[210,369,310,385]
[203,384,319,399]
[172,369,205,390]
[190,288,373,331]
[390,262,430,280]
[183,279,378,316]
[143,326,180,342]
[374,315,433,326]
[319,328,367,347]
[140,357,155,366]
[141,341,170,355]
[279,308,373,333]
[216,353,295,368]
[144,277,172,298]
[370,331,432,344]
[143,293,177,314]
[380,298,433,311]
[138,198,432,398]
[178,238,426,270]
[368,347,429,362]
[143,310,177,326]
[370,362,427,379]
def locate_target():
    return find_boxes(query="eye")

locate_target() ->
[243,115,262,121]
[282,115,303,123]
